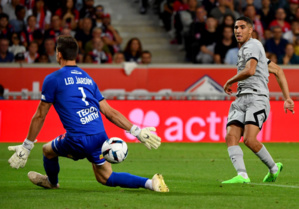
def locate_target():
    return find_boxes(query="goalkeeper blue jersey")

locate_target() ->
[41,65,105,136]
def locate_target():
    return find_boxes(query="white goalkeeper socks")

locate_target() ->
[145,179,153,190]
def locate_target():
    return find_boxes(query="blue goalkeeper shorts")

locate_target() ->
[51,132,109,165]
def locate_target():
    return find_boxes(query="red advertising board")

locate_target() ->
[0,100,297,143]
[0,65,299,93]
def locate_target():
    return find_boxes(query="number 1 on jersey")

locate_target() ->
[78,87,89,106]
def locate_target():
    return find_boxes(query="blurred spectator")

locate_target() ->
[44,15,62,41]
[14,52,26,63]
[26,0,52,31]
[224,47,238,64]
[240,0,262,11]
[2,0,19,20]
[21,15,38,48]
[202,0,217,15]
[32,29,45,53]
[271,0,288,12]
[265,26,288,58]
[268,8,291,33]
[252,29,262,42]
[8,32,26,55]
[283,20,299,43]
[191,16,218,63]
[124,37,142,63]
[218,14,235,32]
[55,0,79,30]
[278,43,299,64]
[140,0,149,14]
[159,0,175,32]
[75,17,93,54]
[258,0,275,30]
[84,27,107,53]
[210,0,237,23]
[113,51,125,64]
[94,4,104,28]
[286,0,299,22]
[0,5,2,14]
[89,37,112,64]
[214,26,237,64]
[24,41,39,63]
[44,38,56,63]
[184,6,207,61]
[263,28,272,44]
[35,53,50,63]
[295,6,299,21]
[83,53,94,63]
[0,38,13,62]
[244,4,264,41]
[0,13,12,40]
[140,50,152,64]
[267,53,278,63]
[173,0,197,44]
[101,13,122,55]
[0,84,4,99]
[61,27,72,36]
[79,0,96,28]
[9,5,26,33]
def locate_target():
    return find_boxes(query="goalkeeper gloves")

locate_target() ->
[130,125,161,149]
[8,139,35,169]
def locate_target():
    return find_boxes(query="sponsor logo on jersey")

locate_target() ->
[41,94,46,100]
[71,70,82,75]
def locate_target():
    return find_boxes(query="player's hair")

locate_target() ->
[236,16,253,27]
[56,36,78,60]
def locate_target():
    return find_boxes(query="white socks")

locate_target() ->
[145,179,153,190]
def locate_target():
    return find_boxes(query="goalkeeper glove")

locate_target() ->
[8,139,35,169]
[130,125,161,150]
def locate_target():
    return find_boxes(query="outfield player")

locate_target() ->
[8,36,169,192]
[222,16,295,183]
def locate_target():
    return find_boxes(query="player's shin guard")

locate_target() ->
[43,155,60,186]
[228,145,247,175]
[106,172,148,188]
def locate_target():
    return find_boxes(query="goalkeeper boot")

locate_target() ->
[222,175,251,184]
[152,174,169,192]
[263,162,283,182]
[28,171,59,189]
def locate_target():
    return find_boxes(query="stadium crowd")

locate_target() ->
[0,0,152,64]
[0,0,299,64]
[154,0,299,64]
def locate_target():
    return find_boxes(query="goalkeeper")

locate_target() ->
[8,35,169,192]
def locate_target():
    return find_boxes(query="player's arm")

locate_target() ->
[223,58,257,95]
[99,99,161,149]
[268,61,295,114]
[8,101,52,169]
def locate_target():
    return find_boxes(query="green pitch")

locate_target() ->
[1,143,299,209]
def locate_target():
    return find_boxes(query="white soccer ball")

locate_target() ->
[101,137,128,164]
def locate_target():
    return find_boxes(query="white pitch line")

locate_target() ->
[250,183,299,189]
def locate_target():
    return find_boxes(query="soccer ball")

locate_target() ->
[101,137,128,164]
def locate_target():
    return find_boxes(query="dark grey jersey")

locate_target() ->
[236,38,269,97]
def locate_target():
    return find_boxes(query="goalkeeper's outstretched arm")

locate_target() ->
[8,101,52,169]
[99,99,161,149]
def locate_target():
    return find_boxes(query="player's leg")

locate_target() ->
[244,95,282,182]
[222,124,250,183]
[28,140,60,188]
[222,97,250,183]
[92,162,169,192]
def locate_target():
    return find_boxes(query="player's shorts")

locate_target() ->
[226,94,270,130]
[51,132,109,165]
